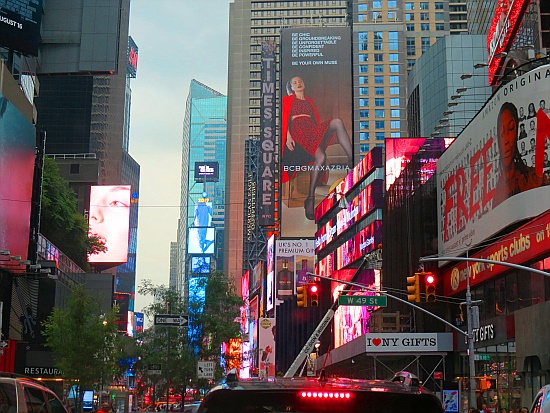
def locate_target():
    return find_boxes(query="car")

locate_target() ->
[0,373,69,413]
[197,370,443,413]
[530,384,550,413]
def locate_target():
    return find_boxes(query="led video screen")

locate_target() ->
[188,227,215,254]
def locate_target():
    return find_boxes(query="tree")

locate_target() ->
[40,158,106,269]
[42,285,119,412]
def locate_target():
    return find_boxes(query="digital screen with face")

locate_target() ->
[88,185,131,264]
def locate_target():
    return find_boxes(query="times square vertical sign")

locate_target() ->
[259,41,276,226]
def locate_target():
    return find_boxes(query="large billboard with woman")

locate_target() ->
[279,27,352,238]
[437,65,550,258]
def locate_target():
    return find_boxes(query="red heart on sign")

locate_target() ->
[372,338,381,346]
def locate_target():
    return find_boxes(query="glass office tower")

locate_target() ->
[177,80,227,297]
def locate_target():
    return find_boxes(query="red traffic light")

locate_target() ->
[425,274,435,285]
[310,284,318,293]
[309,283,319,307]
[424,272,436,302]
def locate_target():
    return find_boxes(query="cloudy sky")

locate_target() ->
[128,1,232,312]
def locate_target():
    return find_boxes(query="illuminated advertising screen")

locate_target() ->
[188,227,215,254]
[280,27,352,237]
[127,36,138,78]
[437,65,550,258]
[191,256,211,273]
[487,0,531,85]
[265,235,275,311]
[0,93,35,266]
[335,221,382,269]
[275,240,315,299]
[258,318,276,378]
[88,185,131,264]
[251,261,264,294]
[113,292,130,333]
[0,0,43,56]
[259,41,276,225]
[194,162,219,182]
[134,312,144,335]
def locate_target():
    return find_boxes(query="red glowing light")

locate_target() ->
[310,285,318,293]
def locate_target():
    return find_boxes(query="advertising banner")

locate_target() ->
[265,235,275,312]
[258,318,276,378]
[259,41,276,225]
[113,292,130,333]
[280,27,352,237]
[362,333,453,352]
[437,65,550,259]
[194,162,219,182]
[188,227,215,255]
[127,36,139,78]
[191,256,210,273]
[88,185,131,264]
[275,240,315,299]
[0,0,43,56]
[0,94,35,266]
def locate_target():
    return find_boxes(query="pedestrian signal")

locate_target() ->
[309,284,319,307]
[406,273,420,303]
[425,272,436,302]
[297,285,308,307]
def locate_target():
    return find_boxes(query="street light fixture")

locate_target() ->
[474,62,488,69]
[451,94,462,100]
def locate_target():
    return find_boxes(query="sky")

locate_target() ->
[128,1,232,313]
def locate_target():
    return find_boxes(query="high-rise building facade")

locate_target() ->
[177,80,227,297]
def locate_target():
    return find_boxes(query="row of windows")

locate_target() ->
[405,12,445,20]
[251,7,343,23]
[252,1,344,9]
[405,2,444,10]
[358,64,400,74]
[359,53,401,62]
[253,6,345,17]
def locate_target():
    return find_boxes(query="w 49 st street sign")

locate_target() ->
[338,295,387,307]
[154,314,188,327]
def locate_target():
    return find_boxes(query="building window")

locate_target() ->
[406,23,415,31]
[388,11,396,19]
[405,2,414,10]
[360,121,370,129]
[358,3,367,11]
[420,2,429,9]
[389,31,398,50]
[359,54,368,62]
[390,98,400,106]
[421,23,429,30]
[421,37,430,53]
[390,75,399,83]
[373,0,382,8]
[405,13,414,21]
[375,120,385,129]
[374,75,384,84]
[435,12,444,20]
[376,132,385,140]
[420,13,429,20]
[360,143,370,152]
[389,53,399,61]
[387,0,397,7]
[360,98,369,106]
[359,32,368,50]
[391,109,400,117]
[359,65,368,72]
[390,132,401,137]
[435,2,444,9]
[390,64,399,72]
[407,59,416,68]
[374,31,383,50]
[359,76,368,84]
[374,53,383,61]
[406,37,416,56]
[375,87,384,95]
[375,109,385,118]
[375,98,384,106]
[360,132,370,142]
[359,87,369,95]
[390,86,399,95]
[360,110,370,117]
[358,14,367,22]
[374,65,384,73]
[391,120,401,128]
[436,23,444,30]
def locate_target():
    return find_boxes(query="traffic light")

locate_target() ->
[309,284,319,307]
[425,272,436,302]
[297,285,308,307]
[406,273,420,302]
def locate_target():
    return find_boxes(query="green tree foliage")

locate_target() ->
[42,285,119,411]
[40,158,106,269]
[135,273,241,397]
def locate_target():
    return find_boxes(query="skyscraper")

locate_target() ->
[177,80,227,297]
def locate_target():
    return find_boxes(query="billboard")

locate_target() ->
[188,227,215,254]
[258,318,276,378]
[0,93,35,265]
[88,185,131,264]
[275,239,315,299]
[194,162,219,182]
[437,65,550,258]
[259,41,276,225]
[191,256,211,273]
[280,27,352,237]
[113,292,130,333]
[127,36,138,78]
[134,312,144,335]
[265,235,275,312]
[0,0,43,56]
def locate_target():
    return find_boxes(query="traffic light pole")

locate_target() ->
[419,255,550,409]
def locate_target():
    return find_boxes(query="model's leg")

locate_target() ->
[325,118,353,166]
[304,147,326,220]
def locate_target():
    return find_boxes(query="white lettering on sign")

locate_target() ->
[473,324,495,343]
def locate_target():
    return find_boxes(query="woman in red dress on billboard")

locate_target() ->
[281,76,353,220]
[493,101,548,207]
